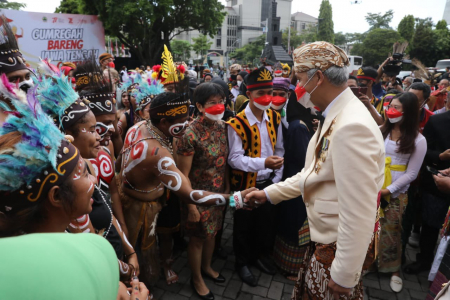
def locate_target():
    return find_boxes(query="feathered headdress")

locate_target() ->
[35,70,90,131]
[151,45,186,85]
[132,73,164,112]
[73,57,116,116]
[412,58,436,86]
[0,15,28,75]
[0,74,80,214]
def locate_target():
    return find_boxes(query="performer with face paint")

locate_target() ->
[118,60,256,286]
[0,15,35,127]
[117,79,140,141]
[226,66,285,286]
[35,61,140,285]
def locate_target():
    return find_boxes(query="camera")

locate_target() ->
[383,53,411,76]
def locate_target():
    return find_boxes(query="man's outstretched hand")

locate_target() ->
[244,190,268,208]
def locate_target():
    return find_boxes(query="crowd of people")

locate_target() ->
[2,13,450,300]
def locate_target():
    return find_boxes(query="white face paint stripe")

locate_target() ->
[190,190,226,206]
[118,260,130,274]
[157,157,182,191]
[148,213,159,237]
[87,182,94,194]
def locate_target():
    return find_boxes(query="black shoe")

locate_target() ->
[237,265,257,287]
[404,261,431,274]
[255,258,277,275]
[214,247,228,259]
[201,269,226,283]
[190,279,214,300]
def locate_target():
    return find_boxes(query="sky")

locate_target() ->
[18,0,449,34]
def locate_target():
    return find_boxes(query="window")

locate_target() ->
[217,28,221,36]
[273,24,277,31]
[274,37,278,45]
[217,39,221,47]
[301,23,306,30]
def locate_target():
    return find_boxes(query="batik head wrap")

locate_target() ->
[293,41,349,73]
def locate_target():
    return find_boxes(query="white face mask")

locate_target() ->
[237,80,242,87]
[296,71,318,109]
[253,102,271,111]
[18,78,34,93]
[388,116,403,123]
[205,112,224,121]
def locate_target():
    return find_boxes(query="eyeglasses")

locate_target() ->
[205,99,226,106]
[386,105,402,110]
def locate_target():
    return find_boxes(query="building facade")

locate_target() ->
[172,0,292,67]
[444,0,450,25]
[291,11,318,34]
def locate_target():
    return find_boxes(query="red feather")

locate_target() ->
[177,65,186,74]
[152,65,162,73]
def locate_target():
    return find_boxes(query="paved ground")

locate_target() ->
[151,209,430,300]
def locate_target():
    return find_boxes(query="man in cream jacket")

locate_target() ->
[245,42,385,300]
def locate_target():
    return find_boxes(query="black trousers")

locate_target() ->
[233,180,276,269]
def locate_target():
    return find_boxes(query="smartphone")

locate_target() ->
[426,166,442,176]
[350,87,368,96]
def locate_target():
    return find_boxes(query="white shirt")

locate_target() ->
[322,89,347,118]
[384,133,427,198]
[231,87,240,101]
[227,104,285,183]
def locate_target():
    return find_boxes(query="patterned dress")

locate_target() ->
[177,117,228,239]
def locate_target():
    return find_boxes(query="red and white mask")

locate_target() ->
[270,96,287,111]
[253,95,272,110]
[386,107,403,123]
[205,103,225,121]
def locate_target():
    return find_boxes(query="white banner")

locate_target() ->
[0,9,106,68]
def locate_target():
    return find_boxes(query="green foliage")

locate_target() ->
[281,27,317,49]
[192,34,212,61]
[55,0,82,14]
[355,28,400,66]
[345,32,366,43]
[350,43,364,56]
[74,0,225,65]
[230,34,266,64]
[317,0,334,43]
[0,1,26,10]
[397,15,415,42]
[436,20,448,31]
[409,18,435,66]
[365,10,394,30]
[334,32,346,46]
[170,40,192,61]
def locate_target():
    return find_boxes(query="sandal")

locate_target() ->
[390,275,403,293]
[164,267,178,285]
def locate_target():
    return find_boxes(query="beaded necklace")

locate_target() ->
[146,121,173,154]
[95,185,113,238]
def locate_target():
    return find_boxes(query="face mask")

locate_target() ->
[96,122,114,140]
[237,80,242,87]
[386,107,403,123]
[204,104,225,121]
[169,120,189,137]
[108,62,115,69]
[271,96,287,110]
[295,71,318,109]
[18,79,34,93]
[230,75,237,81]
[253,94,272,110]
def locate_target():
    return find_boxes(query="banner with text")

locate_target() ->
[0,9,105,68]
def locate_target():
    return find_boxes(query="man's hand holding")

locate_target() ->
[244,190,268,208]
[439,149,450,161]
[433,173,450,194]
[265,156,284,170]
[328,278,352,300]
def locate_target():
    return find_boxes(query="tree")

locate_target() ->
[0,1,26,10]
[353,28,401,66]
[317,0,334,43]
[55,0,82,14]
[170,40,192,61]
[436,20,448,31]
[282,28,303,49]
[365,10,394,30]
[409,18,435,66]
[192,34,212,63]
[73,0,225,65]
[334,32,346,46]
[397,15,415,42]
[230,34,266,64]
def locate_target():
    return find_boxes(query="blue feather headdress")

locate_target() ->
[0,73,81,214]
[34,67,90,131]
[132,73,164,112]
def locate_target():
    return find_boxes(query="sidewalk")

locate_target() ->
[152,209,429,300]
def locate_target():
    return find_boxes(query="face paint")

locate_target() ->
[190,190,226,206]
[119,260,130,275]
[95,122,114,140]
[169,120,189,137]
[87,182,94,194]
[18,79,34,93]
[73,158,84,180]
[69,214,91,233]
[158,157,182,191]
